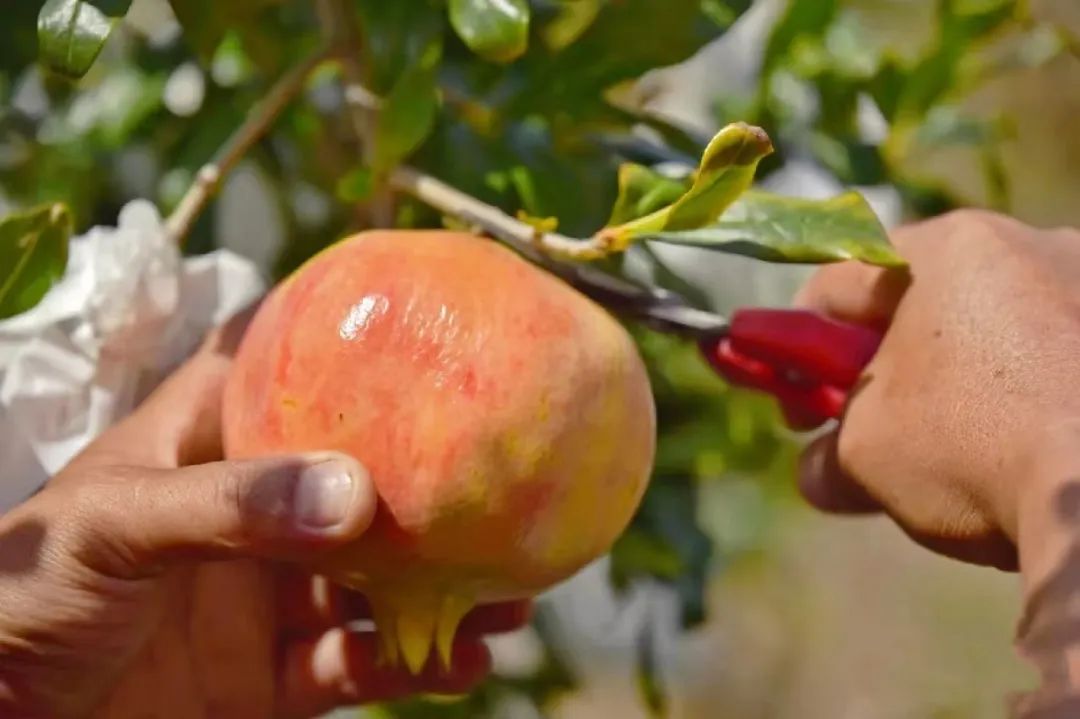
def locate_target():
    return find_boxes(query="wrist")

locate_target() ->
[1013,425,1080,708]
[1017,419,1080,561]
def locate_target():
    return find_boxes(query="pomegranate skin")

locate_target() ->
[223,231,655,670]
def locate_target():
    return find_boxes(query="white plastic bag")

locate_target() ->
[0,200,265,511]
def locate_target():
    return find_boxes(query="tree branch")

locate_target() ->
[164,49,328,246]
[388,165,610,261]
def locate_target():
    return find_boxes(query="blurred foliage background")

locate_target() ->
[3,0,1080,717]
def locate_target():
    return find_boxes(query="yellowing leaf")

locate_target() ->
[600,122,774,249]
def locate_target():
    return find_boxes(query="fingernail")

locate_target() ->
[295,460,356,529]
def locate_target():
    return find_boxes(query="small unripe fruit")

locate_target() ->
[224,231,655,672]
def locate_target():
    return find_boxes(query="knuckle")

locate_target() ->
[836,398,886,478]
[47,467,146,574]
[57,467,124,528]
[942,208,1022,250]
[210,460,288,541]
[894,208,1011,255]
[941,207,1002,227]
[214,463,251,525]
[835,425,868,476]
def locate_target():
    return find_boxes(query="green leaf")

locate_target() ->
[607,164,691,227]
[37,0,132,79]
[372,43,443,174]
[449,0,531,63]
[336,167,375,203]
[642,190,905,267]
[0,204,74,320]
[600,123,774,249]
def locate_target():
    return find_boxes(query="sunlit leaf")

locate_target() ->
[37,0,132,79]
[449,0,531,63]
[642,190,905,267]
[0,204,73,320]
[600,123,774,249]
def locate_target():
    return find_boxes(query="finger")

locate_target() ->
[793,260,910,328]
[278,574,359,635]
[73,304,260,471]
[797,431,881,514]
[278,628,490,719]
[62,453,376,577]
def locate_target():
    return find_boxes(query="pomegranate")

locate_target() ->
[223,231,655,672]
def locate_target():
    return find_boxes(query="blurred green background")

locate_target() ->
[4,0,1079,717]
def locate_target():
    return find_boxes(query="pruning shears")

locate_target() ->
[562,265,881,425]
[467,213,883,426]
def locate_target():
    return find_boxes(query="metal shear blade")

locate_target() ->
[463,209,730,338]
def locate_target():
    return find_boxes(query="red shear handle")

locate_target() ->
[700,308,884,422]
[728,308,882,388]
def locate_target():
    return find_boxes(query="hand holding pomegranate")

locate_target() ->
[0,315,529,719]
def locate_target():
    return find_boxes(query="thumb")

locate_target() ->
[67,453,376,577]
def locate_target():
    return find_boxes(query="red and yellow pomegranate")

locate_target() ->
[223,231,655,672]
